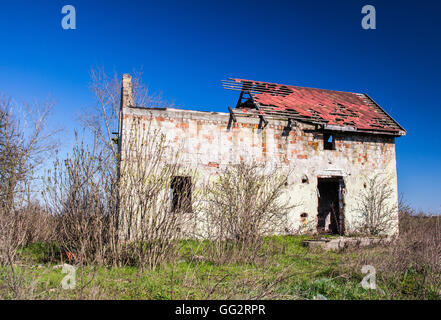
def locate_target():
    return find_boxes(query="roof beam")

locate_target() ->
[228,106,237,123]
[248,91,268,129]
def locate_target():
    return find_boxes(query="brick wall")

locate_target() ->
[120,107,399,235]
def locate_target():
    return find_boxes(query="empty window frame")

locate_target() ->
[171,176,193,213]
[323,132,335,150]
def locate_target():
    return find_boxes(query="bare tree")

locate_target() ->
[354,173,398,236]
[82,67,173,160]
[43,134,118,266]
[0,96,57,209]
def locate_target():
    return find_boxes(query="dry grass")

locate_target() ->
[344,207,441,299]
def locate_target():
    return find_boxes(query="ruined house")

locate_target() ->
[117,75,406,236]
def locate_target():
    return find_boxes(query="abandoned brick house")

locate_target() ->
[117,74,406,236]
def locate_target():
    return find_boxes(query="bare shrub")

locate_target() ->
[0,96,56,260]
[353,173,398,236]
[19,202,57,245]
[347,205,441,299]
[0,96,57,298]
[0,209,27,267]
[86,67,192,270]
[118,118,198,270]
[44,135,119,266]
[0,263,43,300]
[42,68,189,270]
[201,162,295,263]
[390,210,441,298]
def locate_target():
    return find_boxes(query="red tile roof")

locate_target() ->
[222,78,405,135]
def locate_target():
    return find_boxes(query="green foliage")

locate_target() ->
[18,242,61,264]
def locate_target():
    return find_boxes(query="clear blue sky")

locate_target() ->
[0,0,440,213]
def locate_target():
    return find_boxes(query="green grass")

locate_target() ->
[0,235,435,300]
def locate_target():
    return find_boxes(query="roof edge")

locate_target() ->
[363,94,406,136]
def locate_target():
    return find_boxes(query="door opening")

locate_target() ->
[317,177,345,235]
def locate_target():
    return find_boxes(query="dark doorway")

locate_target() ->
[317,177,345,235]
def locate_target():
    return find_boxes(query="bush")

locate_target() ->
[201,162,295,263]
[347,206,441,299]
[353,173,398,235]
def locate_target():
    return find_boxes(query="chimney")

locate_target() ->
[120,74,133,109]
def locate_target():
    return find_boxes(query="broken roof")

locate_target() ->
[222,78,406,136]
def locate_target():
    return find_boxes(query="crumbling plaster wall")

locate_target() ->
[120,106,399,235]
